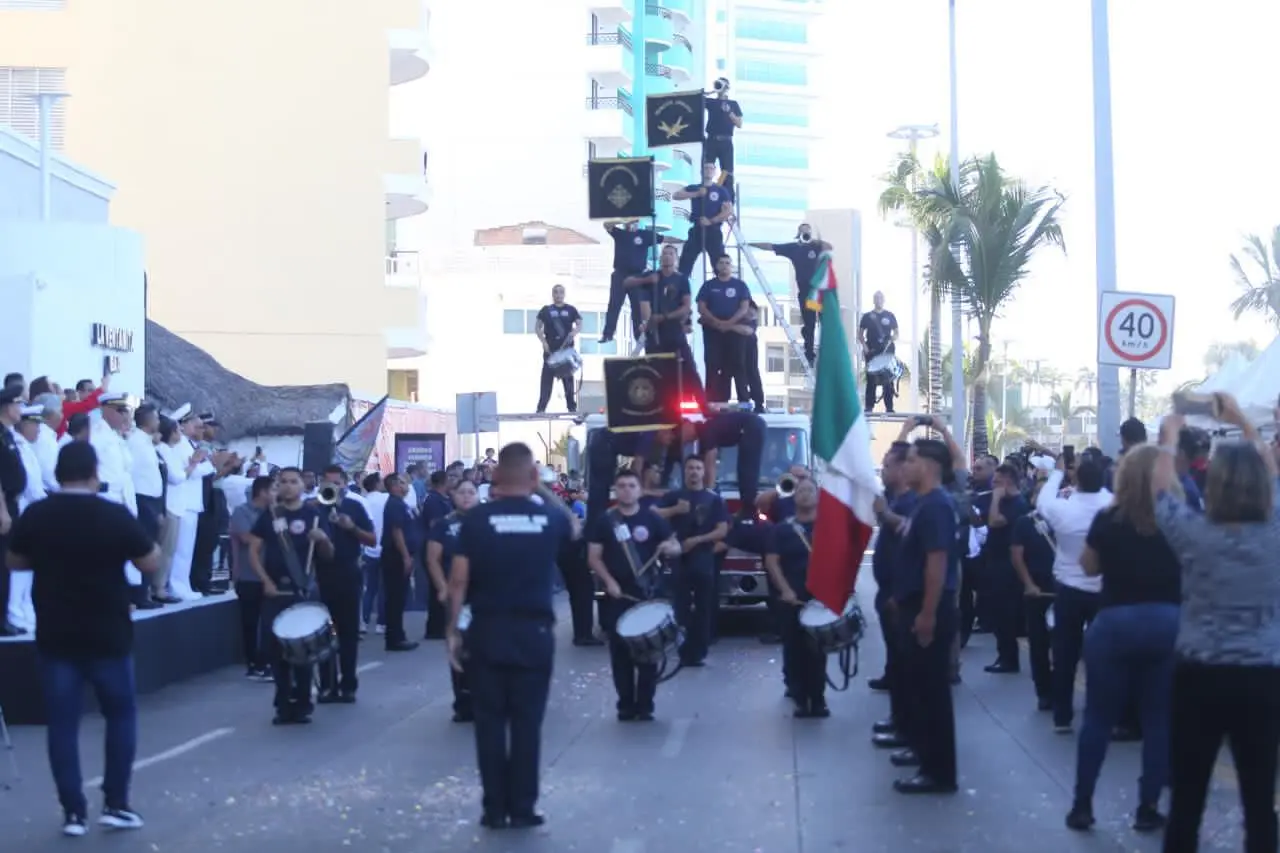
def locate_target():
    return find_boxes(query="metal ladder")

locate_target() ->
[727,220,816,390]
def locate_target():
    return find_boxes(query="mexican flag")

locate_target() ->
[806,251,879,615]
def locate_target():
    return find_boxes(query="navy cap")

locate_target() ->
[0,387,22,406]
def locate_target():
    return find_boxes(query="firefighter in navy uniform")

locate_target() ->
[0,386,28,636]
[426,479,479,722]
[586,469,681,721]
[674,162,734,278]
[698,409,766,514]
[636,243,707,410]
[764,477,828,718]
[749,225,832,365]
[703,78,743,188]
[585,425,689,526]
[600,221,661,344]
[445,443,573,830]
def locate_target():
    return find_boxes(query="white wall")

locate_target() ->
[0,222,145,395]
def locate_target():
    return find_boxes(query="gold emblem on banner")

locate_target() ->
[619,362,663,418]
[601,164,640,210]
[657,114,689,140]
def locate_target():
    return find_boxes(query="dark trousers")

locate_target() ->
[989,560,1023,667]
[1074,603,1177,805]
[451,667,472,717]
[39,654,137,816]
[603,269,645,341]
[729,413,765,511]
[649,333,707,409]
[136,495,163,541]
[1163,662,1280,853]
[702,327,747,405]
[781,603,826,704]
[703,135,735,183]
[678,224,726,279]
[675,562,716,664]
[1024,593,1053,700]
[796,289,817,361]
[470,661,552,819]
[381,557,410,647]
[0,532,9,627]
[585,433,615,526]
[898,599,957,786]
[536,360,576,412]
[877,595,905,723]
[262,595,314,714]
[606,619,658,714]
[864,372,896,413]
[234,581,266,670]
[191,509,217,593]
[425,587,448,639]
[734,333,764,410]
[1052,583,1100,728]
[560,542,596,641]
[957,554,987,646]
[318,571,362,695]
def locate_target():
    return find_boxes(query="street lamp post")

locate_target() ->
[28,92,67,222]
[888,123,940,416]
[947,0,966,452]
[1091,0,1121,454]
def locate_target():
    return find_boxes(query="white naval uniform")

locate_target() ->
[6,429,43,631]
[90,419,142,585]
[167,437,215,601]
[35,422,59,494]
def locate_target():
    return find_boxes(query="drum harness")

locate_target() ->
[544,311,584,398]
[790,518,861,692]
[612,510,683,684]
[270,504,320,600]
[864,341,902,409]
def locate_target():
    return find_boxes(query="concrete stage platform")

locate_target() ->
[0,594,241,725]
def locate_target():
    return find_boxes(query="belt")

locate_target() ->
[711,135,733,141]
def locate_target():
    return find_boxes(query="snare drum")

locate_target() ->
[272,602,338,667]
[546,348,582,380]
[798,598,864,654]
[866,352,900,382]
[615,600,682,665]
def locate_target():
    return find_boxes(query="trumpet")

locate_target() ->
[317,483,343,507]
[777,474,798,497]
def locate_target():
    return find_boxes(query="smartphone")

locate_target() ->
[1172,391,1219,419]
[1062,445,1075,469]
[915,415,934,428]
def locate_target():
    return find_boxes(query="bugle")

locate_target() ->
[317,483,343,507]
[776,473,797,497]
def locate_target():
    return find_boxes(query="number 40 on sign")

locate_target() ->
[1097,291,1176,372]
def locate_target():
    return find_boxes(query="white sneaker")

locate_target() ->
[99,807,144,830]
[375,624,386,635]
[62,812,87,837]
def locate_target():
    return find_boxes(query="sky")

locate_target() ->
[396,0,1280,395]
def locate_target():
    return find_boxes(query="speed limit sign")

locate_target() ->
[1098,291,1175,370]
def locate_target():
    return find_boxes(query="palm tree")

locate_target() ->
[1228,226,1280,329]
[1075,367,1097,408]
[1203,340,1259,372]
[912,156,1066,456]
[1049,390,1095,443]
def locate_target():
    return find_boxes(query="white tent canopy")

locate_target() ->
[1200,337,1279,427]
[1196,352,1254,395]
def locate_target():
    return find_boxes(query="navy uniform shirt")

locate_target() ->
[893,487,960,603]
[872,490,919,595]
[767,518,814,596]
[639,493,663,513]
[610,226,659,273]
[771,241,822,294]
[698,410,762,450]
[381,493,422,569]
[421,489,452,533]
[984,494,1029,567]
[1011,512,1056,589]
[659,487,728,564]
[426,511,464,576]
[859,309,898,355]
[728,515,772,556]
[537,303,582,351]
[0,427,26,519]
[685,182,734,221]
[250,504,330,592]
[641,271,692,344]
[697,276,748,321]
[587,506,672,598]
[704,96,743,136]
[321,496,373,576]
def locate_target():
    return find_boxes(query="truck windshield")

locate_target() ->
[716,427,811,491]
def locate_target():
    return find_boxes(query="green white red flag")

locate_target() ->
[806,251,879,615]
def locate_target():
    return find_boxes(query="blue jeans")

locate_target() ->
[39,655,138,815]
[361,557,385,626]
[1074,602,1179,805]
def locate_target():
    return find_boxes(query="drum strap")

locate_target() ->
[789,518,813,554]
[546,310,569,352]
[272,505,314,596]
[608,509,650,584]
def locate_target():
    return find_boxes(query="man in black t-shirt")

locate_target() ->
[859,291,900,413]
[380,473,422,652]
[534,284,582,414]
[314,465,375,702]
[247,466,334,725]
[601,221,661,344]
[703,79,743,189]
[8,441,160,835]
[635,244,707,408]
[587,469,679,721]
[674,162,735,278]
[751,224,832,365]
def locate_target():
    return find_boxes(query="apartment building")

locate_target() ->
[0,0,432,396]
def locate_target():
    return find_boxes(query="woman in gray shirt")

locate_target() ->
[1154,393,1280,853]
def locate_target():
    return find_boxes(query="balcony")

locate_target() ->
[385,250,421,289]
[645,62,673,82]
[384,286,427,359]
[583,96,634,151]
[661,154,693,192]
[385,164,430,220]
[584,29,634,87]
[664,34,693,83]
[644,4,674,50]
[653,197,674,232]
[588,0,635,27]
[388,27,430,86]
[663,0,693,25]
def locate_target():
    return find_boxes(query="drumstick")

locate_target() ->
[303,517,319,578]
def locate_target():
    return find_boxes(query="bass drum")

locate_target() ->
[546,348,582,381]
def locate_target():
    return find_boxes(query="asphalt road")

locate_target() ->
[0,578,1257,853]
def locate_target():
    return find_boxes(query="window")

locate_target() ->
[737,141,809,169]
[750,101,811,127]
[788,354,807,375]
[0,66,67,146]
[715,9,726,22]
[502,309,526,334]
[715,58,726,70]
[735,59,807,86]
[581,339,618,355]
[766,344,786,373]
[766,397,787,412]
[736,17,807,43]
[387,369,419,403]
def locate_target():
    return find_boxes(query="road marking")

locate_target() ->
[661,718,691,758]
[84,727,233,788]
[356,661,383,674]
[611,840,645,853]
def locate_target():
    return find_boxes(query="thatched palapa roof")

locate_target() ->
[145,320,351,440]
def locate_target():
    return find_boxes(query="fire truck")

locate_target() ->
[581,409,812,609]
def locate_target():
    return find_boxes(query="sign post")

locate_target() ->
[456,392,499,462]
[1097,292,1175,419]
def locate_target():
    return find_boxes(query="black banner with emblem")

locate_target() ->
[587,157,656,221]
[645,90,704,149]
[603,354,681,433]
